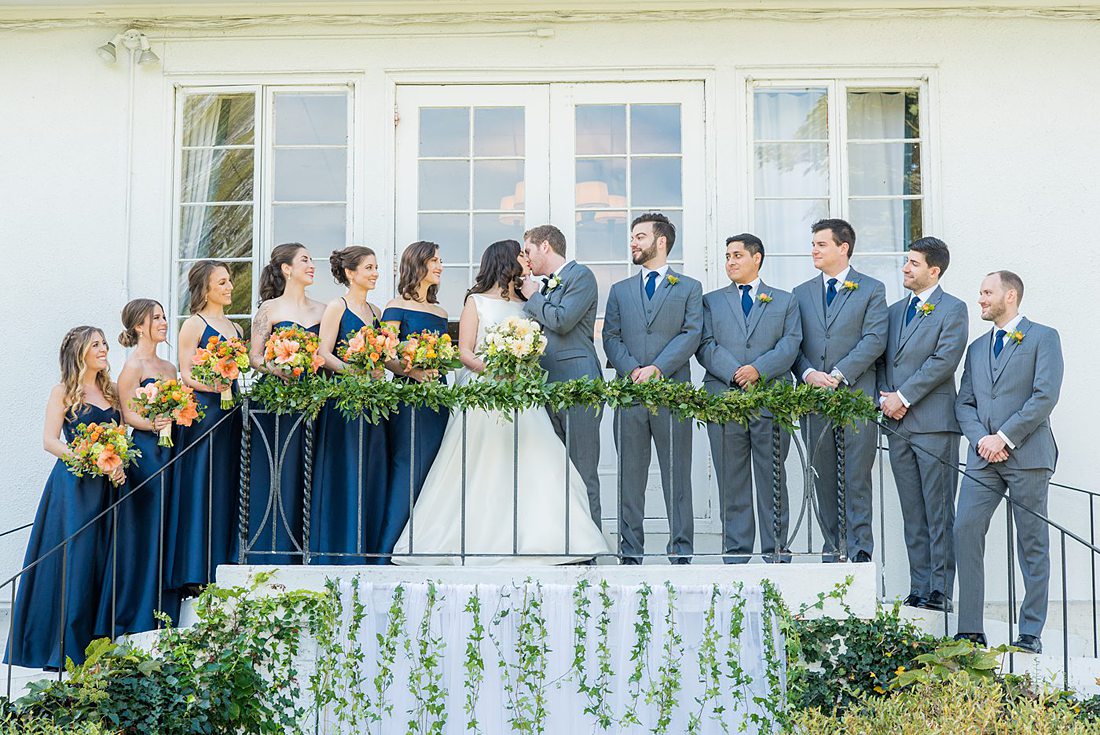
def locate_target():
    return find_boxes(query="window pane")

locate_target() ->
[177,259,253,317]
[576,105,626,155]
[631,158,682,207]
[182,93,254,147]
[420,108,469,157]
[418,160,470,210]
[473,159,524,210]
[437,266,470,320]
[576,158,626,204]
[179,205,253,260]
[309,257,346,306]
[630,104,681,154]
[575,211,628,262]
[473,107,524,157]
[758,256,813,293]
[847,89,919,140]
[588,264,630,317]
[848,142,921,196]
[848,198,922,252]
[274,149,347,202]
[754,88,828,140]
[418,213,469,264]
[274,93,347,146]
[181,148,254,203]
[473,213,525,260]
[753,199,828,255]
[272,204,346,251]
[851,254,905,303]
[754,143,829,197]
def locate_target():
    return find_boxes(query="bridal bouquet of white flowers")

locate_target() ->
[477,316,548,379]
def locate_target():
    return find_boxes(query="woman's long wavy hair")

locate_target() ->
[259,242,307,302]
[60,326,118,419]
[397,241,440,304]
[466,240,526,302]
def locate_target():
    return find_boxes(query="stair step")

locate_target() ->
[901,606,1092,658]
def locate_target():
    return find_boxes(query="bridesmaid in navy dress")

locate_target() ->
[248,243,326,565]
[97,299,181,637]
[312,246,390,564]
[171,261,243,594]
[380,241,451,560]
[6,327,123,669]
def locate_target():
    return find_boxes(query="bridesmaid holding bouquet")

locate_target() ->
[248,243,326,565]
[6,327,123,668]
[380,241,451,561]
[311,246,390,564]
[171,260,245,594]
[97,299,181,637]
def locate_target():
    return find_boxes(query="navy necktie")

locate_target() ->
[645,271,658,300]
[994,329,1007,358]
[540,277,550,296]
[740,284,753,320]
[904,295,920,325]
[826,277,838,306]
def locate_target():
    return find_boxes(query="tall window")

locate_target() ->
[174,87,351,336]
[750,81,926,299]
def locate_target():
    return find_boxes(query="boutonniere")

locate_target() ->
[666,275,679,286]
[544,274,562,293]
[842,280,859,292]
[758,293,772,304]
[1008,330,1024,345]
[918,302,935,317]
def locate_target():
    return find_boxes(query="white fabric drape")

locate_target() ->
[308,579,785,734]
[180,96,222,260]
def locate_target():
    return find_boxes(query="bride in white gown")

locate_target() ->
[392,240,609,566]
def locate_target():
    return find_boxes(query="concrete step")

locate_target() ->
[901,605,1092,658]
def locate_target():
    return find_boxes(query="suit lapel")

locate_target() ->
[745,282,771,339]
[645,269,675,326]
[723,284,749,337]
[824,270,858,329]
[627,272,648,323]
[896,286,942,357]
[991,317,1029,385]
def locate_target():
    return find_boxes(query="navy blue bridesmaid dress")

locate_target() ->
[96,379,180,637]
[379,307,449,561]
[310,300,390,564]
[167,317,242,589]
[247,321,320,566]
[6,403,117,669]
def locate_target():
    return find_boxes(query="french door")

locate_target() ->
[395,81,714,536]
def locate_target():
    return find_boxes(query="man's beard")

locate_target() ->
[981,301,1005,322]
[632,245,657,265]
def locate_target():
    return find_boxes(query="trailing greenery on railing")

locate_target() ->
[249,373,879,431]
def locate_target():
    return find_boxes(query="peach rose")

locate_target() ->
[95,446,122,475]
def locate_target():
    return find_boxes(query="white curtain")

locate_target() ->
[179,96,222,261]
[307,579,785,734]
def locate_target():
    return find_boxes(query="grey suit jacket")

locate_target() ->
[523,260,603,382]
[875,286,968,435]
[793,268,888,397]
[955,317,1062,471]
[602,269,703,383]
[696,281,801,395]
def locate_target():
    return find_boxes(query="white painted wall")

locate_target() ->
[1,10,1097,607]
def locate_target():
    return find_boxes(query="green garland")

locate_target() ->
[247,373,879,431]
[462,590,486,735]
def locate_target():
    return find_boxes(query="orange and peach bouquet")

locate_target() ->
[340,323,400,375]
[399,329,462,377]
[130,378,204,447]
[263,325,325,380]
[191,335,250,408]
[63,421,140,486]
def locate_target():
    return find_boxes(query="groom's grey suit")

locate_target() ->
[793,267,888,559]
[524,260,604,525]
[875,286,968,600]
[954,317,1063,638]
[602,268,703,563]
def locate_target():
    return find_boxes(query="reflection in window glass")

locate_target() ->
[630,104,681,154]
[274,94,347,146]
[575,105,626,155]
[419,108,469,157]
[474,107,525,156]
[272,204,347,252]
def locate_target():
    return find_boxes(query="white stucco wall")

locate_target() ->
[1,8,1097,604]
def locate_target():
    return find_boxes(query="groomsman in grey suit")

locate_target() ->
[602,213,703,564]
[953,271,1062,653]
[875,237,968,612]
[521,224,604,527]
[697,233,801,563]
[793,218,888,562]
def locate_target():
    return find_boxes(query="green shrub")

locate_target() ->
[792,677,1100,734]
[0,717,109,734]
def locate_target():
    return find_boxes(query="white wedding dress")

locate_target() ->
[392,295,610,566]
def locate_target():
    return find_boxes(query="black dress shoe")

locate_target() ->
[670,556,692,565]
[619,557,641,565]
[953,632,988,646]
[853,550,872,563]
[921,591,953,613]
[1011,634,1043,654]
[902,593,926,608]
